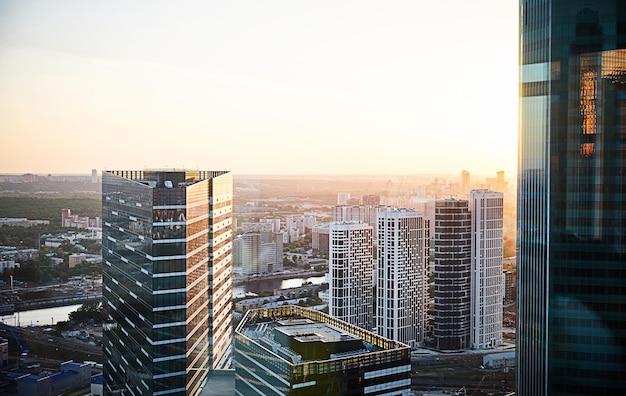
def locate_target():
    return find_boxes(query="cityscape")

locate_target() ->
[0,1,624,396]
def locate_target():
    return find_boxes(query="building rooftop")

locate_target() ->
[237,306,408,365]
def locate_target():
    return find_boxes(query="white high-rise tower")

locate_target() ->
[376,209,427,347]
[328,221,374,330]
[470,189,504,349]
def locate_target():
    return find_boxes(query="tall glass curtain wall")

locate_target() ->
[518,0,626,394]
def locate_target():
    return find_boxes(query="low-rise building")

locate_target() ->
[17,361,91,396]
[483,351,516,369]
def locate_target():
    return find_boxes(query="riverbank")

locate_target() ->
[233,270,326,285]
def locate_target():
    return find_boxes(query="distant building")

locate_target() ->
[362,194,381,206]
[328,221,374,330]
[0,260,19,275]
[61,208,101,229]
[0,248,38,262]
[332,205,388,240]
[0,218,49,227]
[17,361,91,396]
[312,223,329,254]
[433,199,471,350]
[377,209,428,348]
[234,232,283,275]
[503,270,514,303]
[336,192,350,205]
[346,197,361,205]
[483,351,515,370]
[235,305,411,396]
[461,169,470,194]
[67,253,101,268]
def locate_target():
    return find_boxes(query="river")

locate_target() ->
[0,276,327,327]
[0,304,82,328]
[232,275,326,295]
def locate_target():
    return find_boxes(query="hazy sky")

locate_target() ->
[0,1,518,177]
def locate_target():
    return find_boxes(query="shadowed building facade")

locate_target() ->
[102,170,233,395]
[518,1,626,394]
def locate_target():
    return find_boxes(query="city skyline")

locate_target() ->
[0,1,518,176]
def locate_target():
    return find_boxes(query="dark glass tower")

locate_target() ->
[518,1,626,394]
[433,199,471,350]
[102,170,233,395]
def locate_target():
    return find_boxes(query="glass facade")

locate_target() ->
[433,200,471,350]
[518,1,626,394]
[102,170,233,395]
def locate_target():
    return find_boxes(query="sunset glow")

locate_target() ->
[0,1,519,176]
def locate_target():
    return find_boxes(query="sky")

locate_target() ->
[0,1,519,177]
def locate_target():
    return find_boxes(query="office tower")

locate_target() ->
[518,1,626,394]
[102,170,233,395]
[235,305,411,396]
[469,190,504,349]
[328,221,374,330]
[433,199,471,350]
[461,169,470,194]
[376,209,428,348]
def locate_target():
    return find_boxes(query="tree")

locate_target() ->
[68,302,102,322]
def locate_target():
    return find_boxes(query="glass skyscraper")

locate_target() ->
[102,170,233,395]
[518,1,626,394]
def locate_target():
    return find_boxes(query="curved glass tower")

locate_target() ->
[518,1,626,394]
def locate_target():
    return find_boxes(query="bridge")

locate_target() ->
[14,293,102,311]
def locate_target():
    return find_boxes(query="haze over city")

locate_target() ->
[0,0,518,176]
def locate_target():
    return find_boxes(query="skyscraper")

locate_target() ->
[433,199,471,350]
[469,190,504,350]
[376,209,428,347]
[518,1,626,394]
[328,221,374,330]
[102,169,233,395]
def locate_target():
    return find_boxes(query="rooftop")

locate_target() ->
[237,306,408,366]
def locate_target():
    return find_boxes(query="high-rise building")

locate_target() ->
[102,169,233,395]
[337,192,350,205]
[518,1,626,394]
[332,205,388,240]
[433,199,471,350]
[376,209,428,348]
[461,169,470,194]
[235,305,412,396]
[328,221,374,330]
[469,190,504,350]
[234,232,283,275]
